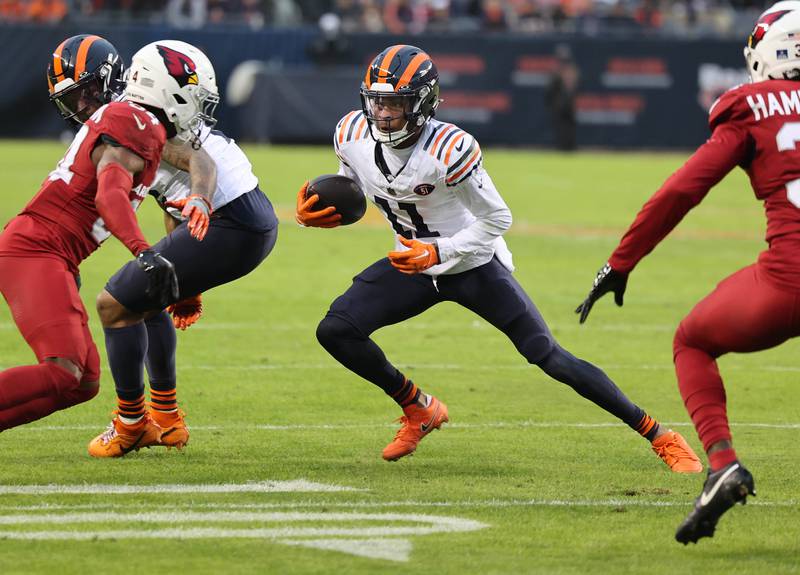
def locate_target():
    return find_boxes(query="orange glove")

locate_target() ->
[167,293,203,330]
[166,194,212,241]
[387,236,439,274]
[295,181,342,228]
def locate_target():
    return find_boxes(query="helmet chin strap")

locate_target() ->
[386,121,415,147]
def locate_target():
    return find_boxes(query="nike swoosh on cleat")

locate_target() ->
[699,463,740,507]
[420,404,440,433]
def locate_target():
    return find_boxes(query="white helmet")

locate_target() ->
[124,40,219,141]
[744,2,800,82]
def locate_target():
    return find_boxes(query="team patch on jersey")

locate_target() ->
[414,183,435,196]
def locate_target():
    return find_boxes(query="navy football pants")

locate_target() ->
[317,257,647,428]
[106,190,277,312]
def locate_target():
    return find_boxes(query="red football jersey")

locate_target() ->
[610,80,800,291]
[0,101,166,274]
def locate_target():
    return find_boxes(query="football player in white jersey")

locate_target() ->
[47,36,278,457]
[297,44,702,470]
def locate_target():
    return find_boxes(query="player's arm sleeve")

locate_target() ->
[95,160,150,256]
[608,122,751,273]
[436,163,513,264]
[91,103,166,167]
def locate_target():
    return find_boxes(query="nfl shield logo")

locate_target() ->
[777,49,789,60]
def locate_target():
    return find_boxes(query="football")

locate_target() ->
[306,174,367,226]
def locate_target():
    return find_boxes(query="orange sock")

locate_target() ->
[635,413,660,441]
[117,395,146,423]
[392,379,421,408]
[149,388,177,415]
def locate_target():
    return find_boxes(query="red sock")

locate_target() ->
[0,363,80,430]
[708,448,738,471]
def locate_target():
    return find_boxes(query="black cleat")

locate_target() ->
[675,461,755,544]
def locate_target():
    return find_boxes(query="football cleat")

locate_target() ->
[651,431,703,473]
[88,412,163,458]
[675,461,755,544]
[382,396,449,461]
[150,409,190,449]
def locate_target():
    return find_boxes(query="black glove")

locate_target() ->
[575,262,628,324]
[136,249,179,309]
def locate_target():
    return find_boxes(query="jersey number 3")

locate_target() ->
[777,122,800,208]
[373,197,440,239]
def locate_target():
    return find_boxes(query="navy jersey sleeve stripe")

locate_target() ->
[346,112,363,142]
[437,129,462,160]
[422,125,442,151]
[446,140,477,174]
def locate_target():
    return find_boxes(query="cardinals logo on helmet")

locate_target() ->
[156,45,198,87]
[748,10,792,49]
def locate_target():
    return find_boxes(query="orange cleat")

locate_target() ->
[88,412,163,458]
[651,430,703,473]
[382,396,449,461]
[150,409,190,449]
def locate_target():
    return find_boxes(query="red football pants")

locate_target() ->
[0,256,100,429]
[673,263,800,452]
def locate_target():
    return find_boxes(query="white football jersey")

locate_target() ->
[150,124,259,218]
[334,111,514,275]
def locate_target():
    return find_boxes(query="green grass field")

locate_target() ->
[0,141,797,574]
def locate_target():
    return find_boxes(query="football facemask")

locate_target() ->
[50,76,106,124]
[362,91,419,145]
[47,35,125,126]
[360,45,441,148]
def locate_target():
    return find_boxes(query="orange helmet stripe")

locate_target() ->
[73,35,100,80]
[52,38,67,82]
[396,52,429,91]
[377,45,404,85]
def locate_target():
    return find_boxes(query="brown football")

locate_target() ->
[306,174,367,226]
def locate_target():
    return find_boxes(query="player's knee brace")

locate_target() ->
[316,314,362,352]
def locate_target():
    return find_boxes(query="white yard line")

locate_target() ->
[0,480,361,495]
[0,512,487,562]
[0,511,486,529]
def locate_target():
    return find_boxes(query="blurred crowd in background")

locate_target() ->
[0,0,776,36]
